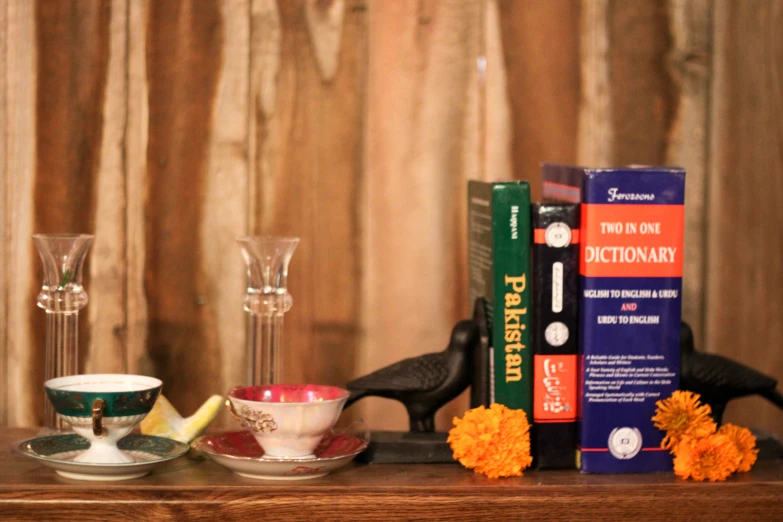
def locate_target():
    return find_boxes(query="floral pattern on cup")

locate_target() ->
[238,405,278,433]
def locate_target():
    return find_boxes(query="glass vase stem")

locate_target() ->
[248,312,284,386]
[44,311,79,430]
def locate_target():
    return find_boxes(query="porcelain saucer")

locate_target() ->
[16,433,189,481]
[193,430,368,480]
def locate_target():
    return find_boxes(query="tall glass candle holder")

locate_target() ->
[33,234,94,431]
[237,236,299,386]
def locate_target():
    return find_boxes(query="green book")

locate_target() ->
[467,181,532,416]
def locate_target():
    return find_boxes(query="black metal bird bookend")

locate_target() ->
[680,321,783,424]
[345,318,480,463]
[346,319,479,431]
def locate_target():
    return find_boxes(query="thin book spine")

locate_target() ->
[532,203,579,469]
[468,181,494,408]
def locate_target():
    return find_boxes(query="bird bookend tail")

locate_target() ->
[763,388,783,411]
[344,389,367,410]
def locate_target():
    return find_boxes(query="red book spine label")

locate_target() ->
[534,354,577,422]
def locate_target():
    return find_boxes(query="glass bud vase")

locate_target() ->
[237,236,299,386]
[33,234,94,431]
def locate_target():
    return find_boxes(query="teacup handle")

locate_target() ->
[225,398,240,420]
[92,399,107,438]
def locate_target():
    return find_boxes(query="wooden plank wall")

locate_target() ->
[0,0,6,428]
[706,0,783,432]
[1,0,782,435]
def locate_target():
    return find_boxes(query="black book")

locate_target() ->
[531,202,579,469]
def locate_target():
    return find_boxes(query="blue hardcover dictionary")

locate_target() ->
[542,164,685,473]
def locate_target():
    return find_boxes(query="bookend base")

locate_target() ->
[356,431,454,464]
[754,430,783,461]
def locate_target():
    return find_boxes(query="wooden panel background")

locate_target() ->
[1,0,782,435]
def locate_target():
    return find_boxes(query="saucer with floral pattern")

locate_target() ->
[193,430,367,480]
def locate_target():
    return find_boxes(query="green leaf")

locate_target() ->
[59,269,72,290]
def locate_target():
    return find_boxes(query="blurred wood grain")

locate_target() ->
[666,0,711,347]
[1,0,783,436]
[125,0,149,383]
[204,0,250,415]
[0,0,7,426]
[5,0,38,427]
[361,0,484,430]
[85,0,127,378]
[143,0,226,417]
[706,0,783,434]
[248,0,366,399]
[609,0,678,166]
[496,0,580,201]
[33,4,113,410]
[577,0,613,166]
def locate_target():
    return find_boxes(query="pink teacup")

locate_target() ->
[227,384,350,459]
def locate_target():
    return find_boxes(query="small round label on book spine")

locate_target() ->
[545,322,569,347]
[545,222,572,248]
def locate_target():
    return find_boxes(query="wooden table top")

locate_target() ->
[2,427,783,521]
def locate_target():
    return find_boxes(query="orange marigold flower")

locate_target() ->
[719,423,758,472]
[673,433,741,481]
[448,403,533,478]
[652,390,716,452]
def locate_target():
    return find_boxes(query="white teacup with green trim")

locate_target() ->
[44,374,163,464]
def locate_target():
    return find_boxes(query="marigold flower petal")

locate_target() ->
[672,433,741,481]
[672,438,696,480]
[448,403,532,478]
[718,423,758,473]
[652,390,716,453]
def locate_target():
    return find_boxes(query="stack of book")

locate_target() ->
[468,164,685,473]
